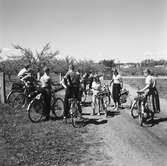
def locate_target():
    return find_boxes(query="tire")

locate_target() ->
[139,105,144,126]
[122,95,132,109]
[70,101,83,128]
[6,91,22,106]
[131,100,139,119]
[52,98,64,118]
[28,98,44,123]
[104,94,111,106]
[81,92,87,103]
[13,93,26,111]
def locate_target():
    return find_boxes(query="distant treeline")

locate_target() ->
[0,43,167,79]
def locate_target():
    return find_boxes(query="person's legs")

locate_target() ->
[44,88,51,120]
[64,88,71,118]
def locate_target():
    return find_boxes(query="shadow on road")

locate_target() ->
[82,118,108,127]
[107,111,120,118]
[150,117,167,126]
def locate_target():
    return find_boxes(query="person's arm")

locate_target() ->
[110,79,113,86]
[139,85,149,92]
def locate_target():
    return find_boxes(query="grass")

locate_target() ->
[0,104,90,166]
[123,78,167,100]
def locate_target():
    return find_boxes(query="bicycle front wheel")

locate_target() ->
[70,103,83,128]
[131,100,139,119]
[28,99,44,123]
[52,98,64,118]
[139,105,144,126]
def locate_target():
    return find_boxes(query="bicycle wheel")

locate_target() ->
[131,100,139,119]
[139,105,144,126]
[81,91,87,103]
[122,95,132,109]
[70,102,83,128]
[13,93,26,111]
[104,94,111,106]
[52,98,64,118]
[6,91,21,106]
[28,98,44,123]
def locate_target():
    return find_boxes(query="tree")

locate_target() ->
[11,43,59,73]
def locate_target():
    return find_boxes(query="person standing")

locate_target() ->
[110,69,123,111]
[92,76,102,115]
[138,68,160,113]
[40,67,52,121]
[61,64,81,119]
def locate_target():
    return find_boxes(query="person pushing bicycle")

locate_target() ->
[61,64,82,119]
[40,67,53,121]
[137,68,160,113]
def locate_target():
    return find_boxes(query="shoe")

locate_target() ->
[97,112,100,116]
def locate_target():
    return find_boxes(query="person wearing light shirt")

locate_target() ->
[40,67,52,121]
[138,68,160,113]
[110,69,123,111]
[92,76,101,115]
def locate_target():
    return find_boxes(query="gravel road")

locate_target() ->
[79,84,167,166]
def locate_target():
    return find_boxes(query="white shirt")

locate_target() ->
[40,73,51,88]
[145,75,155,88]
[17,68,27,79]
[92,81,101,95]
[113,74,122,84]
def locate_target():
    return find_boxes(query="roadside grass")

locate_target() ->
[124,78,167,100]
[0,104,89,166]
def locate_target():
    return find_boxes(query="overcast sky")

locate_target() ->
[0,0,167,62]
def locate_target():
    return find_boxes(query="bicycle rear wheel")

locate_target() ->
[52,98,64,118]
[13,93,26,111]
[7,91,22,106]
[28,99,44,123]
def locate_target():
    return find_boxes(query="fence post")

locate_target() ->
[0,72,6,103]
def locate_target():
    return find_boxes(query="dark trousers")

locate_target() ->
[64,87,81,117]
[42,87,51,118]
[112,84,121,103]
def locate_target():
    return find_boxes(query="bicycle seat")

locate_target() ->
[137,91,145,95]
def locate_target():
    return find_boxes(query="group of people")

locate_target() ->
[17,63,160,121]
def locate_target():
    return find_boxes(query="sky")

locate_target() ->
[0,0,167,63]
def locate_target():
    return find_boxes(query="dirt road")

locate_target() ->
[79,84,167,166]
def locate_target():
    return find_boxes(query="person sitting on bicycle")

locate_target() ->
[61,64,82,119]
[17,64,31,84]
[40,67,53,121]
[92,76,102,116]
[138,68,160,113]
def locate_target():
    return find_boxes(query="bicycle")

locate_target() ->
[130,91,154,126]
[27,88,64,123]
[119,88,132,109]
[68,97,83,128]
[6,82,25,106]
[7,81,36,110]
